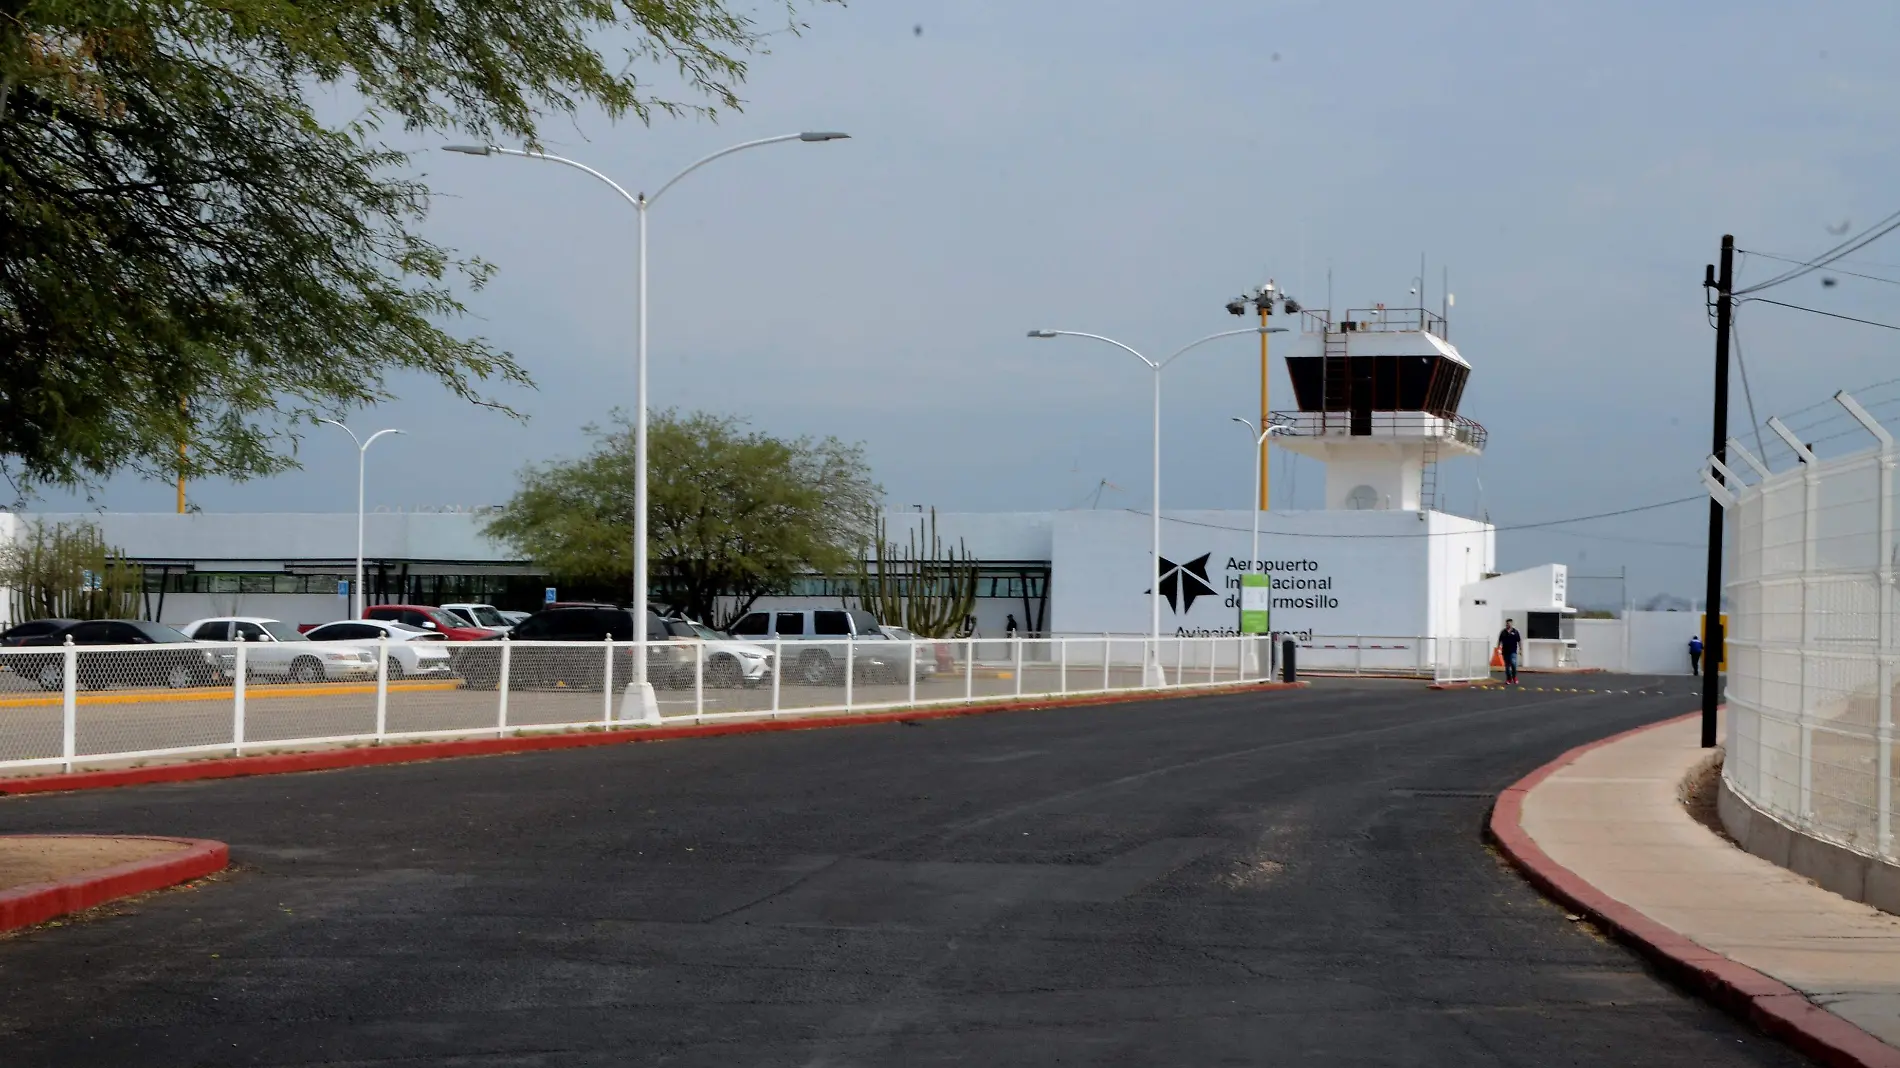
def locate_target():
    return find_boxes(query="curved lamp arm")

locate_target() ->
[1026,329,1156,369]
[442,146,641,210]
[651,132,847,205]
[1158,326,1271,369]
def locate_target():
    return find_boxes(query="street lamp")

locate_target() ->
[317,420,404,618]
[445,131,849,719]
[1229,418,1292,569]
[1028,326,1269,686]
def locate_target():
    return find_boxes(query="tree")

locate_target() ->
[0,0,834,493]
[1,517,143,621]
[485,409,881,628]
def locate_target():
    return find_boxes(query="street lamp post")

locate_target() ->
[1028,327,1269,686]
[445,132,848,720]
[317,420,404,618]
[1229,418,1291,568]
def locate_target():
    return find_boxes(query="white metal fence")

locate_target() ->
[1723,408,1898,864]
[0,634,1283,773]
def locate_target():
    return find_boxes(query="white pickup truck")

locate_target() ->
[440,603,515,632]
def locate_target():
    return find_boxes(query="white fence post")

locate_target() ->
[1879,437,1896,859]
[1799,456,1818,827]
[1058,638,1068,695]
[496,635,511,734]
[1356,635,1364,676]
[693,640,705,724]
[907,640,917,707]
[60,637,76,772]
[374,634,389,742]
[1014,637,1023,697]
[965,637,974,700]
[602,637,615,726]
[1174,637,1184,686]
[772,636,783,719]
[233,634,247,755]
[845,639,855,713]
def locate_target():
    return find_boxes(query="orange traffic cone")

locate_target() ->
[1490,645,1505,669]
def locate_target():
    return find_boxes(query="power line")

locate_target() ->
[1735,209,1900,295]
[1126,494,1704,540]
[1731,314,1767,462]
[1740,250,1900,288]
[1740,296,1900,332]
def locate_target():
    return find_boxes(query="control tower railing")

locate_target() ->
[1267,410,1487,451]
[1300,306,1448,339]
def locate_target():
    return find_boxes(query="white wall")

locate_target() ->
[1046,508,1492,640]
[1627,610,1702,675]
[1572,618,1628,672]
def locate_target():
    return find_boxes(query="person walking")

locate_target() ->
[1005,614,1020,638]
[1498,618,1523,685]
[1688,634,1704,677]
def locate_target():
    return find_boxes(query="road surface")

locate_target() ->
[0,675,1808,1066]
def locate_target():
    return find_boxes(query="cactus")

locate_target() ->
[2,519,144,622]
[856,509,977,638]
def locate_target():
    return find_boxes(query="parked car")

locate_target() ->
[879,625,952,678]
[464,606,693,690]
[660,618,775,688]
[361,604,501,641]
[13,619,227,691]
[440,603,515,632]
[725,608,907,685]
[1,619,77,648]
[497,610,531,627]
[181,617,377,683]
[300,620,457,680]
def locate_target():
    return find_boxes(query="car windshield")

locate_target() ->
[131,621,194,644]
[665,620,696,638]
[262,621,308,642]
[467,606,509,627]
[388,622,431,635]
[423,609,468,628]
[690,623,723,640]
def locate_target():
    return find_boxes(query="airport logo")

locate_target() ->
[1150,553,1217,614]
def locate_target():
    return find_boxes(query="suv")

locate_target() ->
[660,618,775,688]
[362,604,500,641]
[726,608,908,685]
[475,606,694,689]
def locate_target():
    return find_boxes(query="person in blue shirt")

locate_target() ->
[1688,635,1704,676]
[1498,619,1522,684]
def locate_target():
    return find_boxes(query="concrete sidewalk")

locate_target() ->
[1509,713,1900,1062]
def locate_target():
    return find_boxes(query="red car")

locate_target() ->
[362,604,502,641]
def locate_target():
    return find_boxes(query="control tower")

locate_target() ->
[1270,306,1486,512]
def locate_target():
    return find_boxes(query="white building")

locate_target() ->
[0,303,1584,668]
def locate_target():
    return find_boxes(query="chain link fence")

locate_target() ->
[1725,417,1897,864]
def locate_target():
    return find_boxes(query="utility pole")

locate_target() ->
[1701,235,1734,749]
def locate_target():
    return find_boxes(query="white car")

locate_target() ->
[661,619,775,687]
[181,617,377,683]
[301,619,458,680]
[441,603,516,632]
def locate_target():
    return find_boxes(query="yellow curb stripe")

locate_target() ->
[0,680,461,709]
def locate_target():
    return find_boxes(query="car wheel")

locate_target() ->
[289,657,325,684]
[385,656,406,681]
[163,663,196,689]
[797,650,833,686]
[34,661,62,692]
[707,655,743,688]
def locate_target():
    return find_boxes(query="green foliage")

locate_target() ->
[485,409,881,628]
[2,518,143,620]
[855,509,976,638]
[0,0,835,492]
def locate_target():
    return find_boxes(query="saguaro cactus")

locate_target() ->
[856,509,977,638]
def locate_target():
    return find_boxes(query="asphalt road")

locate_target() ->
[0,675,1809,1067]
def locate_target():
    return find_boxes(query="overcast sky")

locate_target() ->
[29,0,1900,604]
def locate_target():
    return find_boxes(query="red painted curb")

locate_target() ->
[0,681,1305,799]
[0,835,229,934]
[1489,713,1900,1068]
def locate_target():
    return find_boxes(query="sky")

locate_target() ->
[26,0,1900,605]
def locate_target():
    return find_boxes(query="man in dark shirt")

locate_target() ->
[1498,618,1523,684]
[1688,635,1703,676]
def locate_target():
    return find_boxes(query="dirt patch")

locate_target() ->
[1677,747,1735,843]
[0,836,191,892]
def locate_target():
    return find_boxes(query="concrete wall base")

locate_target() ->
[1718,774,1900,917]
